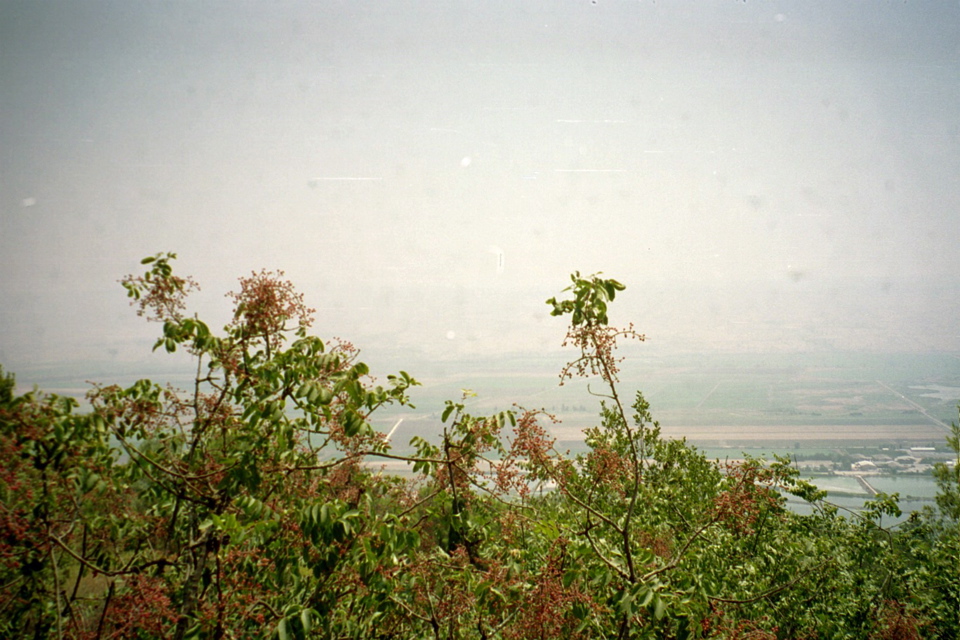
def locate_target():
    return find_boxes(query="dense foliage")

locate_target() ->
[1,255,958,639]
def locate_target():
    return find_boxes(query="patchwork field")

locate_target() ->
[374,351,960,454]
[17,350,960,454]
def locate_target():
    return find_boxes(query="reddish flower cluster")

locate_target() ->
[584,443,630,495]
[227,269,315,350]
[877,600,925,640]
[636,530,673,562]
[407,547,478,628]
[492,409,554,497]
[191,546,283,635]
[87,381,186,441]
[0,426,35,573]
[92,575,178,640]
[701,604,780,640]
[502,539,594,640]
[507,409,556,479]
[122,264,199,324]
[559,322,644,387]
[0,509,34,576]
[324,457,367,504]
[712,460,784,537]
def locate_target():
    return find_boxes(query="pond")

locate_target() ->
[784,474,940,527]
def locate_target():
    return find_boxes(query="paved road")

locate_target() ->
[875,380,952,433]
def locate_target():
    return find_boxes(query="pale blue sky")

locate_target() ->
[2,1,959,376]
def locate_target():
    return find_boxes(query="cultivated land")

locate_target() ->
[17,351,960,454]
[552,422,949,445]
[370,351,960,455]
[359,352,959,526]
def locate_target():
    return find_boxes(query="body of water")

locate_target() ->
[785,473,940,526]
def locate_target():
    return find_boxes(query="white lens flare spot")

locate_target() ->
[446,330,456,340]
[460,156,471,167]
[488,246,504,273]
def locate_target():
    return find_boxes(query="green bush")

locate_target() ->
[1,258,957,639]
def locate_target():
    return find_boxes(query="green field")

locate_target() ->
[14,350,960,456]
[371,351,960,456]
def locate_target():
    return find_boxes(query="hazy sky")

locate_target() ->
[2,1,960,376]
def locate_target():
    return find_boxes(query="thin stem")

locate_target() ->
[50,543,63,639]
[94,581,115,640]
[69,525,88,602]
[251,598,282,620]
[583,520,630,582]
[589,327,642,583]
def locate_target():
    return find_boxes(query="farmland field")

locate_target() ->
[14,351,960,454]
[369,351,960,455]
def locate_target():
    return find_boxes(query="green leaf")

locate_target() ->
[346,380,363,404]
[603,280,616,300]
[634,548,655,566]
[638,586,654,608]
[474,580,492,598]
[300,609,314,633]
[343,411,363,437]
[276,618,289,640]
[653,595,666,620]
[618,588,633,616]
[316,387,333,405]
[182,624,202,640]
